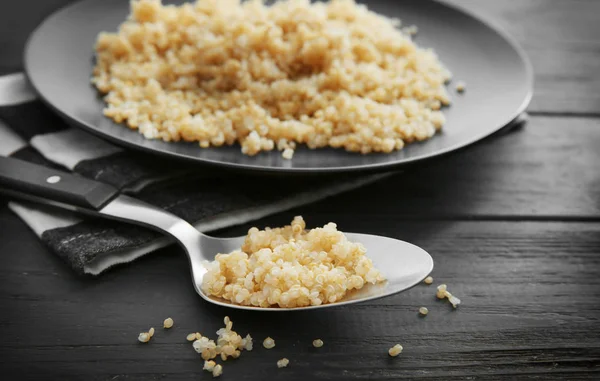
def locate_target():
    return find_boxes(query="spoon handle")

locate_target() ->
[0,156,118,210]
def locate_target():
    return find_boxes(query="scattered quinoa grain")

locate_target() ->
[436,284,461,307]
[424,276,433,285]
[388,344,403,357]
[138,332,150,343]
[203,360,216,372]
[277,358,290,368]
[193,336,217,359]
[192,316,252,361]
[263,337,276,349]
[436,284,447,299]
[313,339,324,348]
[243,334,254,351]
[212,364,223,378]
[224,316,232,330]
[148,327,155,337]
[456,81,466,93]
[196,332,202,340]
[448,294,462,308]
[93,0,451,157]
[186,333,198,342]
[163,317,173,329]
[419,307,429,316]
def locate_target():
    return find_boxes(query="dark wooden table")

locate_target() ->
[1,1,599,380]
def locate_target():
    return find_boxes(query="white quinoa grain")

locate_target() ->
[192,316,252,362]
[436,284,447,299]
[313,339,324,348]
[424,276,433,285]
[163,317,173,329]
[138,332,150,343]
[388,344,403,357]
[449,294,461,308]
[456,81,466,93]
[243,334,253,351]
[203,360,216,372]
[282,148,294,160]
[224,316,232,330]
[148,327,155,337]
[263,337,276,349]
[436,284,461,307]
[93,0,451,157]
[212,364,223,378]
[419,307,429,316]
[186,333,197,342]
[277,358,290,368]
[196,332,202,340]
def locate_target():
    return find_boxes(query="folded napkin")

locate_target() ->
[0,73,389,275]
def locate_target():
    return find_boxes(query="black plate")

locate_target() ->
[24,0,532,173]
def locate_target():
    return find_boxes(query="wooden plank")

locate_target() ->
[301,115,600,219]
[445,0,600,114]
[1,210,599,379]
[0,116,598,251]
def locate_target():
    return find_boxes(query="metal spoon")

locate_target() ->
[0,156,433,311]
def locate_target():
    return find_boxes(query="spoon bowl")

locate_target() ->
[201,233,433,311]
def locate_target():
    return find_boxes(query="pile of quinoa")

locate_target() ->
[201,216,385,308]
[93,0,451,158]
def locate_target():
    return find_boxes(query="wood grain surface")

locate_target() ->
[1,0,599,380]
[445,0,600,115]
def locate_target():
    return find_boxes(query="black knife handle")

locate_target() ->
[0,156,118,210]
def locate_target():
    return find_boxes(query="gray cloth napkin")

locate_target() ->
[0,73,389,275]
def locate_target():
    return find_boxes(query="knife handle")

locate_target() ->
[0,156,118,210]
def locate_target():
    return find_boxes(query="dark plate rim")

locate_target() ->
[23,0,533,174]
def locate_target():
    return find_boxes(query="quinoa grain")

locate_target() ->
[388,344,403,357]
[263,337,276,349]
[203,360,216,372]
[192,317,253,361]
[436,284,447,299]
[282,147,294,160]
[138,332,151,343]
[436,284,461,307]
[212,364,223,378]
